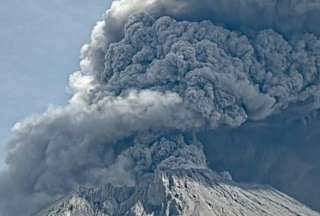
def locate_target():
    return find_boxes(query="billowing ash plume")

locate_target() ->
[100,14,320,126]
[0,88,199,216]
[1,0,320,215]
[81,0,320,79]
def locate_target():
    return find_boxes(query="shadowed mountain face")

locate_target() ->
[201,114,320,210]
[1,0,320,215]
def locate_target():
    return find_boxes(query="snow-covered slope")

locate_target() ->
[38,135,320,216]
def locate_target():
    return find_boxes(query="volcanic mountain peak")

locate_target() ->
[39,135,320,216]
[39,169,320,216]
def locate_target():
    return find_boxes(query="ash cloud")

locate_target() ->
[0,89,196,216]
[95,13,320,210]
[81,0,320,78]
[101,13,320,127]
[1,0,320,215]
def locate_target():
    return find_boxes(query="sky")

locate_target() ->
[0,0,110,168]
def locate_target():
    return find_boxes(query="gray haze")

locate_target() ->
[0,0,110,168]
[1,0,320,215]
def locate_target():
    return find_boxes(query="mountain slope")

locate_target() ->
[39,168,320,216]
[38,135,320,216]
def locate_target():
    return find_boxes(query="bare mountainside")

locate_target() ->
[39,170,320,216]
[38,135,320,216]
